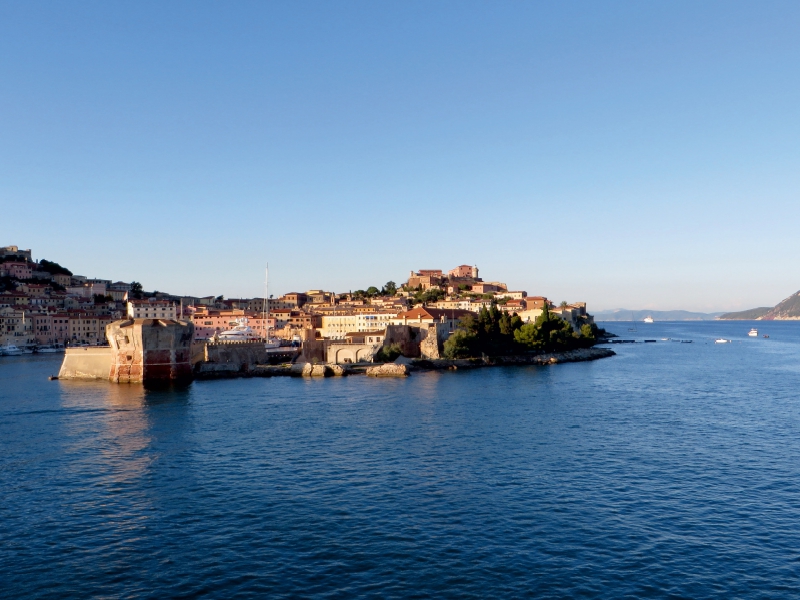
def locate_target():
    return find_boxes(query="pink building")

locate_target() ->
[33,311,71,345]
[447,265,479,279]
[0,262,33,279]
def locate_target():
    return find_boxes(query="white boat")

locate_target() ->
[218,318,263,341]
[36,345,62,353]
[0,344,23,356]
[715,338,731,344]
[748,328,758,337]
[643,316,654,323]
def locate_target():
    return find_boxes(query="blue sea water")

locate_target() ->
[1,320,800,598]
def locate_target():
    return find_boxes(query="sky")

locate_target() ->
[1,1,799,312]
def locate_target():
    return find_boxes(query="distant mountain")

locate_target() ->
[717,307,772,320]
[593,309,724,322]
[716,290,800,321]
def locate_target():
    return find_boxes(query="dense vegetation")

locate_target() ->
[408,287,445,306]
[373,343,403,363]
[353,281,398,300]
[39,259,72,276]
[443,304,598,359]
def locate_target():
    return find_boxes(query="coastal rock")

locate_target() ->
[310,364,331,377]
[365,363,409,377]
[329,364,348,376]
[289,362,311,376]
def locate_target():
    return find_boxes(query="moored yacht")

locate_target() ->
[0,344,23,356]
[217,318,263,342]
[643,316,654,323]
[748,328,758,337]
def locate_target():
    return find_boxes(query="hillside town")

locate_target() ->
[0,245,594,359]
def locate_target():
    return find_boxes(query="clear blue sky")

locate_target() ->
[2,1,798,311]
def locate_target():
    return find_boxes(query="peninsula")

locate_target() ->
[1,245,612,382]
[718,290,800,320]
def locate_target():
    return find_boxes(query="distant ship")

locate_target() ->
[748,328,758,337]
[643,316,654,323]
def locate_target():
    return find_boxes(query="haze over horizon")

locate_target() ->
[2,1,799,312]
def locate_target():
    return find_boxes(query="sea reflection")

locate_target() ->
[57,382,191,488]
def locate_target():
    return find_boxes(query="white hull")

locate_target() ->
[748,329,758,337]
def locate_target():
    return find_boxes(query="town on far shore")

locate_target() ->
[1,245,599,363]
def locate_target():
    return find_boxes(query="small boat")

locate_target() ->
[763,334,769,338]
[36,345,62,353]
[265,337,282,350]
[715,338,731,344]
[0,344,23,356]
[748,328,758,337]
[643,316,654,323]
[680,340,693,343]
[21,348,34,354]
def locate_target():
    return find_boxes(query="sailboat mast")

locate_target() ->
[264,263,269,342]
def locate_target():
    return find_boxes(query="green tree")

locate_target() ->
[366,286,380,297]
[130,281,144,299]
[374,343,403,363]
[413,287,445,305]
[383,281,397,296]
[513,304,595,352]
[443,329,479,359]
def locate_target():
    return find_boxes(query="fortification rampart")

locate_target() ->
[58,347,113,380]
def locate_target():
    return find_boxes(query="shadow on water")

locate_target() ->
[142,380,193,406]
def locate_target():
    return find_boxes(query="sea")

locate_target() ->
[2,320,799,598]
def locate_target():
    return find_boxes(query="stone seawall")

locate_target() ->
[194,347,615,380]
[58,347,113,380]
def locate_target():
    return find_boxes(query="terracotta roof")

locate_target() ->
[396,307,473,320]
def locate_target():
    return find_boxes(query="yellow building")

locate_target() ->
[320,311,398,339]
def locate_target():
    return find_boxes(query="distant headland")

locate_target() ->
[718,290,800,320]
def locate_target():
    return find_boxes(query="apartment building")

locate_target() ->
[0,307,36,347]
[321,311,399,339]
[0,262,33,280]
[126,299,177,320]
[68,311,112,345]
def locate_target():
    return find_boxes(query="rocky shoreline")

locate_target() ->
[194,347,615,380]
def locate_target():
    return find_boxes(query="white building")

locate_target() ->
[127,299,177,320]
